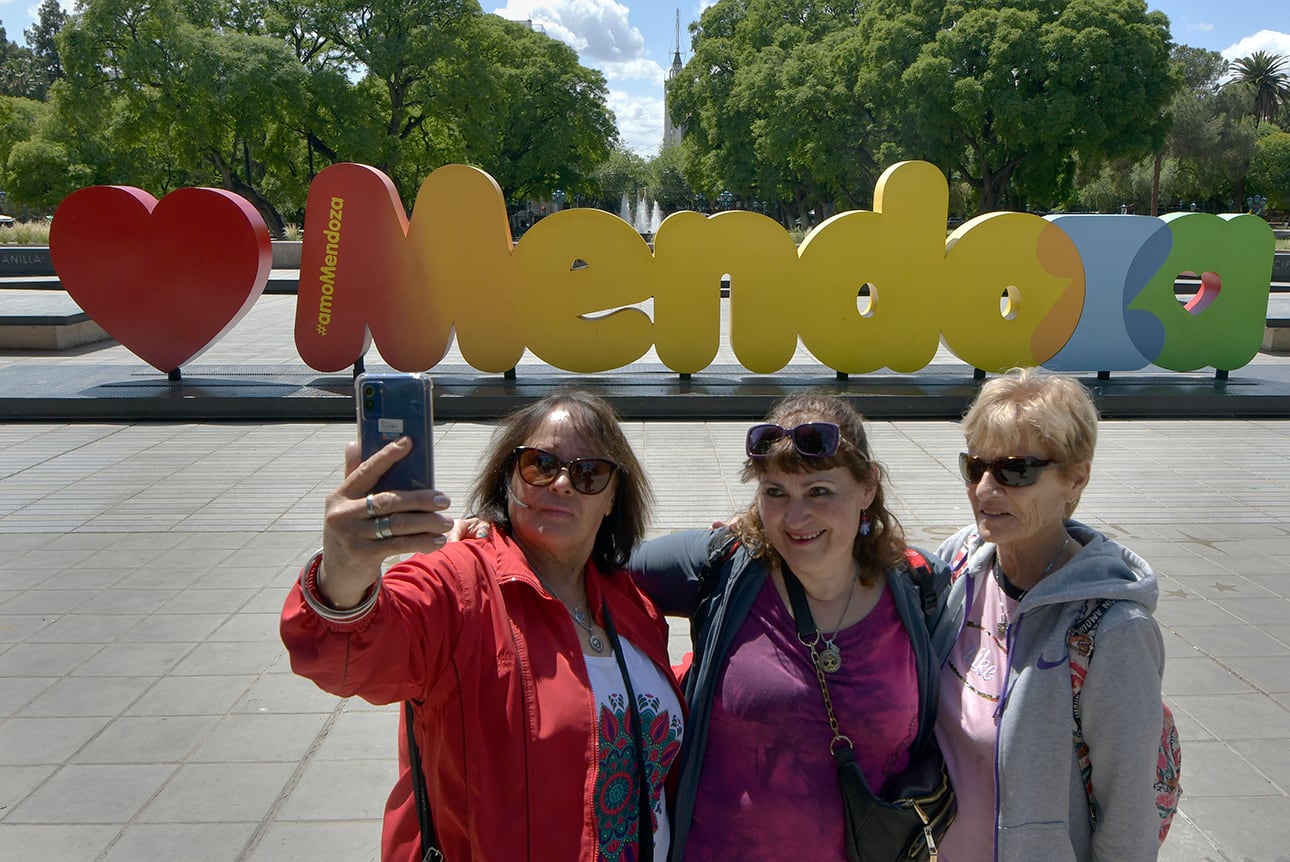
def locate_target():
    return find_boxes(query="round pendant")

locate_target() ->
[818,643,842,673]
[588,633,606,653]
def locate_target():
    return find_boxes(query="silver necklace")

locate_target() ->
[816,576,858,674]
[993,537,1072,640]
[535,572,605,653]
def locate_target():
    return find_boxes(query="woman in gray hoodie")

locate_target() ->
[932,368,1168,861]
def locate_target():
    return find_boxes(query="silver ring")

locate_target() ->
[374,515,394,540]
[365,494,378,518]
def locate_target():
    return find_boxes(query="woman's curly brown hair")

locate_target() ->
[733,392,906,586]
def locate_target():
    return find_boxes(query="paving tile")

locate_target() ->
[190,712,329,763]
[1178,625,1290,658]
[244,820,382,862]
[0,716,112,765]
[137,762,295,823]
[125,675,256,716]
[6,763,175,823]
[0,824,118,861]
[71,642,192,677]
[1172,693,1290,740]
[1175,739,1284,798]
[232,671,340,715]
[17,675,156,718]
[312,707,400,761]
[100,822,259,862]
[72,714,220,764]
[275,758,398,822]
[0,641,101,676]
[1173,797,1290,861]
[169,641,282,676]
[0,764,56,816]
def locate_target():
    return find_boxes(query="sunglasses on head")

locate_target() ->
[513,447,619,495]
[746,422,842,458]
[958,453,1056,488]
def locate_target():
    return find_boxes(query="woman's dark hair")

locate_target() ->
[466,391,652,571]
[734,391,906,585]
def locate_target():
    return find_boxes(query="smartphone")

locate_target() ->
[355,372,435,493]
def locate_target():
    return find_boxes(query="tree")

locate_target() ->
[590,146,648,212]
[898,0,1179,213]
[24,0,69,95]
[667,0,884,226]
[53,0,310,231]
[460,15,616,206]
[1249,127,1290,210]
[1229,50,1290,127]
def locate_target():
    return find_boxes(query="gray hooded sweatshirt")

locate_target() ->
[932,519,1166,862]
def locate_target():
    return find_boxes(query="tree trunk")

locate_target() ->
[1151,152,1162,216]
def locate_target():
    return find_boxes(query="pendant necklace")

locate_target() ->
[816,576,858,674]
[993,536,1072,640]
[535,572,605,653]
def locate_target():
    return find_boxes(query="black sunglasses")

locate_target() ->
[746,422,842,458]
[513,447,619,495]
[959,453,1056,488]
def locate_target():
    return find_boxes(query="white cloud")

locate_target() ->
[491,1,669,157]
[492,0,645,63]
[603,57,665,84]
[608,89,664,159]
[1222,30,1290,60]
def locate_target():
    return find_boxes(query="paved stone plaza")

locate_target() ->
[1,294,1288,861]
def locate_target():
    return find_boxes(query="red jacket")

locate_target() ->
[280,531,683,862]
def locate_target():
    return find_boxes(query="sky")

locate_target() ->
[0,0,1285,159]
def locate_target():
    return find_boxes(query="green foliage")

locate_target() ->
[1250,128,1290,210]
[6,138,83,209]
[590,147,649,211]
[0,0,616,228]
[669,0,1178,217]
[461,15,616,205]
[1228,51,1290,127]
[646,144,692,212]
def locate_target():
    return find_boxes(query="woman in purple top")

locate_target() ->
[630,393,951,861]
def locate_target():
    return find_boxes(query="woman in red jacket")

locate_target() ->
[281,391,684,862]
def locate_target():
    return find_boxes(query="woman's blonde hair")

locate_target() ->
[962,368,1099,515]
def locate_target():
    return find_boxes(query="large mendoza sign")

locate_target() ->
[50,160,1274,376]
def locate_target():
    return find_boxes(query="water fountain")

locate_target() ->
[649,201,664,234]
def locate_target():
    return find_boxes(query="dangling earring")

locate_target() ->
[858,511,872,537]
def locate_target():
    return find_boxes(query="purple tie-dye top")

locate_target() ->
[684,576,920,861]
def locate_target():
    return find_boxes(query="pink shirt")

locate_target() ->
[936,572,1018,861]
[685,577,919,861]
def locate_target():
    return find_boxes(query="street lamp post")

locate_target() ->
[718,189,734,210]
[552,189,566,211]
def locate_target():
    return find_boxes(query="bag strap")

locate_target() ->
[599,600,656,862]
[1069,597,1115,830]
[904,548,938,623]
[404,701,444,862]
[781,562,871,778]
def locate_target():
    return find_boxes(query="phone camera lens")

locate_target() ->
[362,385,376,397]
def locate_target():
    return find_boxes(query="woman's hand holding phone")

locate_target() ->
[316,437,455,611]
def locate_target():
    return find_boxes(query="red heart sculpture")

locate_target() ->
[50,186,272,373]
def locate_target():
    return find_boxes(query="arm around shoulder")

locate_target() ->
[628,527,732,617]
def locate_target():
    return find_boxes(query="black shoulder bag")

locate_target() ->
[781,560,956,862]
